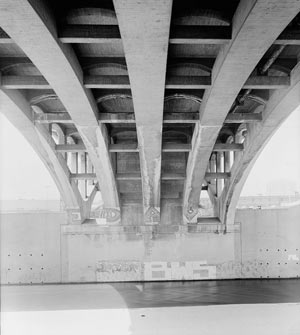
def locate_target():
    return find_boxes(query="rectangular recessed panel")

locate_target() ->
[193,269,209,278]
[152,271,166,279]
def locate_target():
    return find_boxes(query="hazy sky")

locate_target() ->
[0,108,299,200]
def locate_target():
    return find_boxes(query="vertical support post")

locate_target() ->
[210,153,217,196]
[224,151,231,173]
[79,152,86,198]
[216,152,224,197]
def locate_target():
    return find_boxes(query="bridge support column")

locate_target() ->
[216,152,224,197]
[0,0,121,221]
[182,0,300,226]
[113,0,172,224]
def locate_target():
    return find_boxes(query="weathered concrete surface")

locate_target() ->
[113,0,173,223]
[1,205,299,283]
[61,228,232,282]
[236,206,300,279]
[0,89,82,213]
[219,61,300,226]
[1,212,64,284]
[0,0,120,212]
[183,0,300,223]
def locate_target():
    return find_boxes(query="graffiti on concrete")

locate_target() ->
[96,260,216,281]
[96,260,142,281]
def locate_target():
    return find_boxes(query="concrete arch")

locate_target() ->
[51,123,66,145]
[164,94,202,113]
[113,0,172,223]
[0,0,120,212]
[1,62,41,76]
[218,61,300,227]
[163,129,191,143]
[84,63,128,76]
[66,7,117,25]
[167,63,211,76]
[30,93,65,113]
[173,8,231,26]
[182,0,300,223]
[0,89,83,215]
[97,94,133,113]
[30,93,59,105]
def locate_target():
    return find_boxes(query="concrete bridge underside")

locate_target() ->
[1,0,300,228]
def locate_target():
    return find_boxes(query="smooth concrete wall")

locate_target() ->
[1,205,299,283]
[1,212,65,284]
[236,205,300,279]
[61,225,237,282]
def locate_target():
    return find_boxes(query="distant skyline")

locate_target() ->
[0,108,299,200]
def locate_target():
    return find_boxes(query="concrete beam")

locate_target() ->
[34,113,73,124]
[213,143,244,152]
[166,75,290,89]
[59,25,121,43]
[35,112,200,124]
[70,173,97,180]
[165,76,211,89]
[87,75,211,89]
[205,173,231,180]
[113,0,172,224]
[99,113,135,124]
[218,61,300,227]
[116,173,141,181]
[183,0,300,223]
[162,143,191,152]
[163,112,199,123]
[275,27,300,45]
[99,112,199,124]
[109,143,191,152]
[3,23,300,46]
[0,0,120,213]
[2,75,289,90]
[56,144,86,152]
[162,173,186,180]
[0,89,83,214]
[117,173,186,181]
[1,75,50,89]
[59,24,230,45]
[225,112,263,124]
[84,75,130,89]
[243,75,290,89]
[109,143,138,152]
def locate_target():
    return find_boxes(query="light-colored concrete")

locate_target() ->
[183,0,300,223]
[113,0,173,223]
[236,206,300,278]
[219,61,300,226]
[0,0,120,213]
[1,212,63,284]
[1,74,290,90]
[0,89,82,212]
[1,205,300,283]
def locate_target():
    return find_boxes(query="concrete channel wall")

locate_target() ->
[1,206,299,284]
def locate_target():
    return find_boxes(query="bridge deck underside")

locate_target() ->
[0,0,300,225]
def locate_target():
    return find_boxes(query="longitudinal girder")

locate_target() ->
[0,0,300,226]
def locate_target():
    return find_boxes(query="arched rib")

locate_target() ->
[183,0,300,222]
[113,0,173,223]
[0,88,82,212]
[0,0,119,210]
[219,61,300,226]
